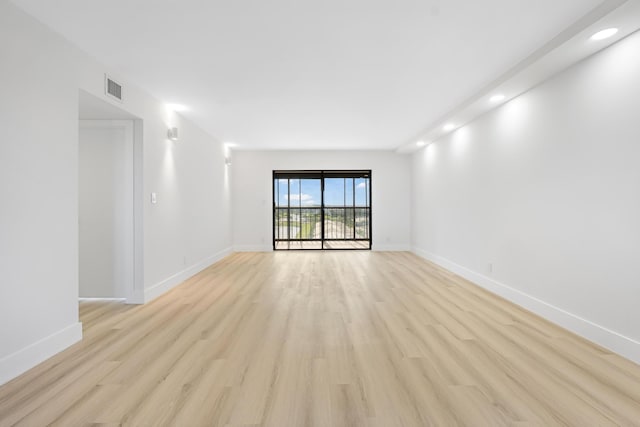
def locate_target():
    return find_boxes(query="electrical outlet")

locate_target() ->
[488,263,493,273]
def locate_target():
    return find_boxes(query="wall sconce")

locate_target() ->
[225,157,232,166]
[167,127,179,142]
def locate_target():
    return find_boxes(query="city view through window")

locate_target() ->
[273,171,371,250]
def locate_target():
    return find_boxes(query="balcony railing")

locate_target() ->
[274,207,370,242]
[323,207,370,240]
[274,207,321,240]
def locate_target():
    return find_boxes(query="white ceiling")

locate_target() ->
[14,0,608,150]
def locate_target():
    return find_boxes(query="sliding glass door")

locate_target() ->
[273,170,371,250]
[274,173,323,250]
[322,172,371,249]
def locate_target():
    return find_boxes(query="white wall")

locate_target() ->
[411,31,640,363]
[232,150,411,251]
[79,121,134,299]
[0,1,82,386]
[143,109,232,302]
[0,1,232,385]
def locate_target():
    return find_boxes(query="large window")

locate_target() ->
[273,170,371,250]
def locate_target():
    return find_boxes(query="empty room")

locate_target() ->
[1,0,640,425]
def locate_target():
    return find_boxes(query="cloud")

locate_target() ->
[356,182,366,189]
[285,193,316,205]
[285,193,313,201]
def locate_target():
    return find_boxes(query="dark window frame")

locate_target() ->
[272,170,372,251]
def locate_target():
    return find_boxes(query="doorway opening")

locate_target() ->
[78,90,143,304]
[273,170,371,250]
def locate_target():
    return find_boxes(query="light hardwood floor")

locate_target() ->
[1,252,639,426]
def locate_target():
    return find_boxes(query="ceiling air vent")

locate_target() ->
[104,74,123,102]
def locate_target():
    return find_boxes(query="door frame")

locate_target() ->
[78,120,143,303]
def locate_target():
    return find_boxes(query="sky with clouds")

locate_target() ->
[276,178,369,207]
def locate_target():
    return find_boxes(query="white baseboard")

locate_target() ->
[412,247,640,365]
[127,290,145,305]
[144,247,232,303]
[0,322,82,386]
[233,244,273,252]
[372,243,411,251]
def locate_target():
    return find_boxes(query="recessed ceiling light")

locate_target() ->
[490,94,505,103]
[416,140,427,147]
[590,28,618,41]
[224,141,237,148]
[443,123,455,132]
[166,103,188,112]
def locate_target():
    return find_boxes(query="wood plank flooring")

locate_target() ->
[1,251,639,426]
